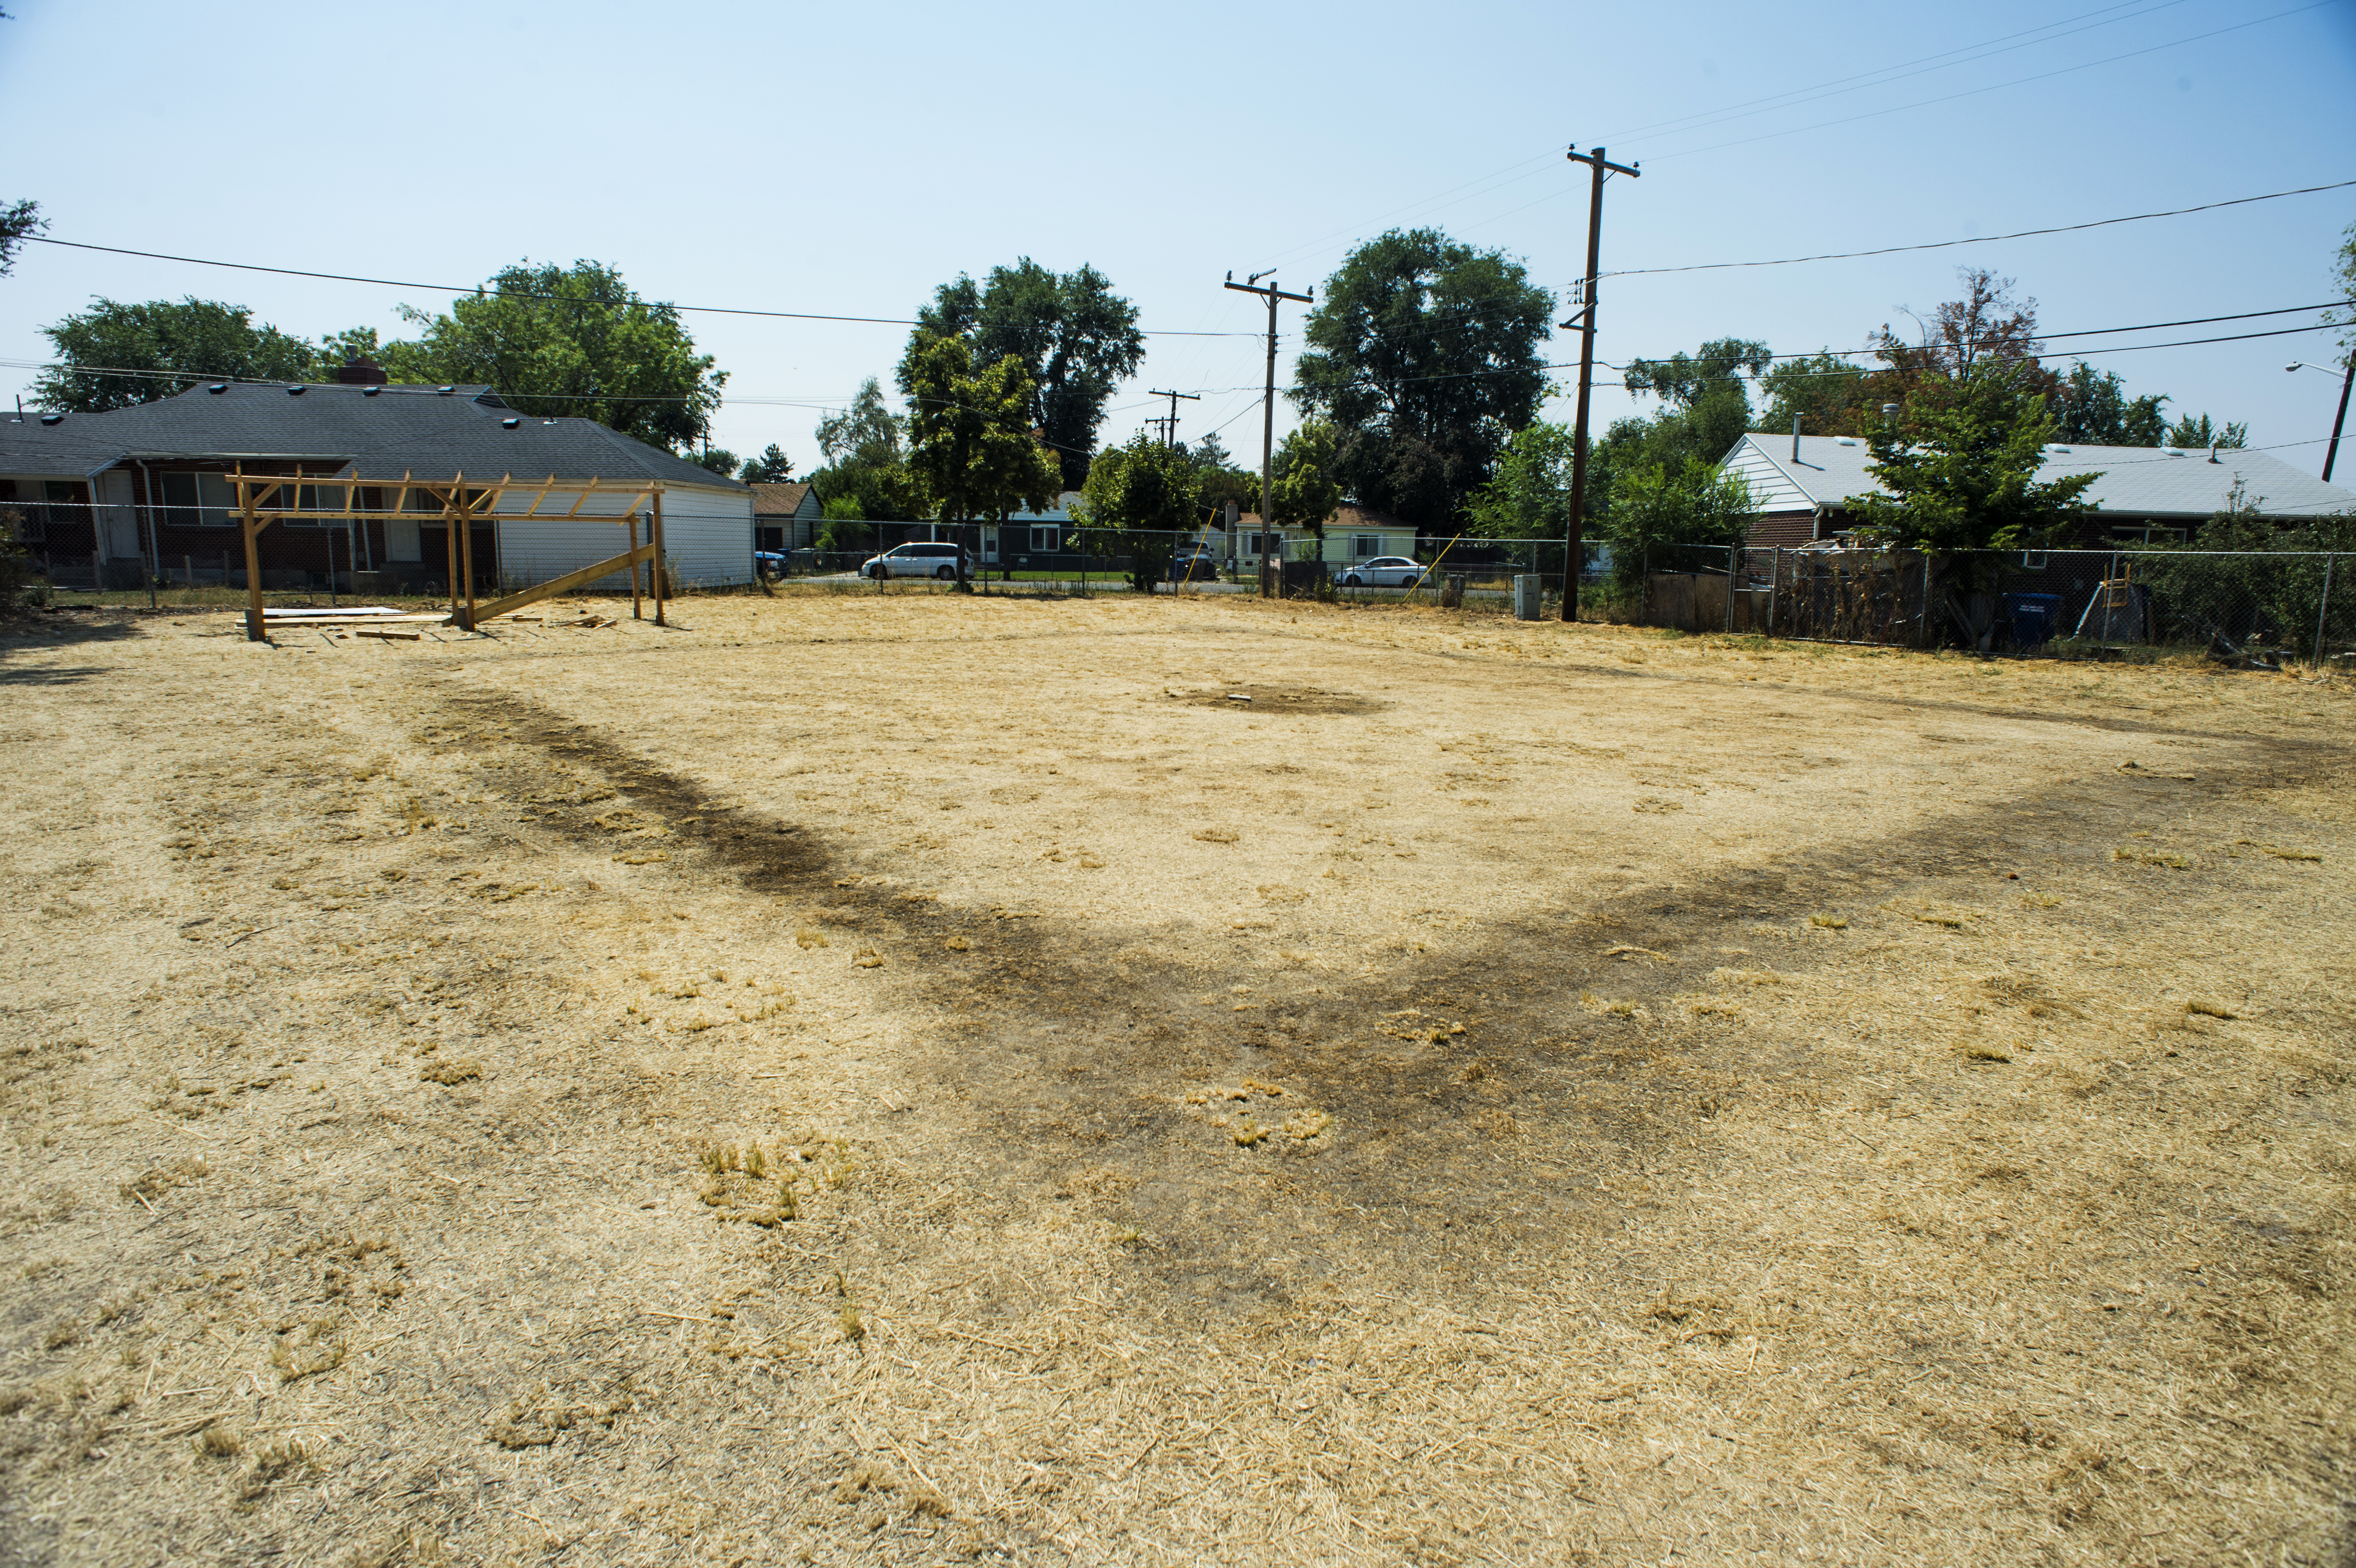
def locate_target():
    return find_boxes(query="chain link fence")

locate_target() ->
[1620,543,2353,671]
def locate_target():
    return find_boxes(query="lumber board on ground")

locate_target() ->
[463,543,655,629]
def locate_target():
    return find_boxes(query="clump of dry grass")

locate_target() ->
[193,1423,244,1459]
[418,1058,480,1085]
[2185,999,2238,1020]
[1809,914,1848,929]
[270,1318,346,1382]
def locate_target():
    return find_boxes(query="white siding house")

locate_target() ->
[490,480,753,590]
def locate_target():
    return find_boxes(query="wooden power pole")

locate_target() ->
[1148,388,1200,448]
[1558,144,1639,623]
[1223,271,1312,589]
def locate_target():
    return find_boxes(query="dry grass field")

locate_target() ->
[2,589,2351,1568]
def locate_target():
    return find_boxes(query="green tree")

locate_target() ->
[1292,228,1553,529]
[1849,371,2097,555]
[1466,420,1576,540]
[1601,459,1756,596]
[904,335,1062,587]
[810,378,927,522]
[2327,219,2356,357]
[1177,432,1258,527]
[738,444,795,483]
[370,260,725,452]
[1074,432,1202,591]
[1760,351,1874,437]
[686,448,739,478]
[1588,336,1771,538]
[1,198,42,278]
[814,495,874,553]
[2051,363,2169,446]
[1268,419,1343,544]
[899,259,1144,490]
[35,297,318,411]
[2164,413,2248,450]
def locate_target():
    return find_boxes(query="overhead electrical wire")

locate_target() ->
[1643,0,2336,162]
[15,236,1254,338]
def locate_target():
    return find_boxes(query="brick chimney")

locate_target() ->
[335,355,389,386]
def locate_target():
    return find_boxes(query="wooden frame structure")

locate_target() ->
[228,468,667,641]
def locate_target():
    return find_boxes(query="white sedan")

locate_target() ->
[1336,556,1428,588]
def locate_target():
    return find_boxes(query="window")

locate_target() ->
[1258,532,1282,557]
[1030,526,1059,553]
[1353,534,1380,558]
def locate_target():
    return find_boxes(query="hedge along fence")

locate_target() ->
[1621,544,2354,669]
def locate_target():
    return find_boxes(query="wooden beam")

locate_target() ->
[456,474,477,630]
[629,513,642,621]
[651,485,667,628]
[561,476,603,520]
[468,542,657,624]
[239,465,267,642]
[520,474,560,519]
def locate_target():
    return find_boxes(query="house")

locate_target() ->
[1722,432,2356,549]
[752,481,822,553]
[0,363,753,592]
[1225,502,1418,568]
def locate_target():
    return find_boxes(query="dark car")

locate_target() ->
[754,550,791,578]
[1169,547,1222,583]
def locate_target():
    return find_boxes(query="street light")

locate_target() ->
[2287,355,2355,484]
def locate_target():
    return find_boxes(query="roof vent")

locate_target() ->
[362,385,381,398]
[2047,444,2070,454]
[39,412,63,425]
[1834,436,1858,446]
[436,385,456,396]
[2160,445,2185,456]
[501,417,520,429]
[287,384,306,395]
[207,382,228,394]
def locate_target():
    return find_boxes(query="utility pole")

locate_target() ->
[1558,144,1639,623]
[1148,389,1200,449]
[2327,353,2353,484]
[1224,271,1312,589]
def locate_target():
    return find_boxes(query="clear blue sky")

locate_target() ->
[4,0,2353,477]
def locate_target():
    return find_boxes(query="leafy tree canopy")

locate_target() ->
[1601,458,1756,593]
[738,444,795,483]
[2328,219,2356,357]
[1587,335,1770,534]
[2051,363,2168,446]
[1292,228,1553,530]
[1850,370,2096,553]
[898,259,1143,490]
[371,260,725,453]
[1268,419,1343,538]
[903,334,1061,533]
[1,197,42,277]
[35,297,318,412]
[1466,420,1577,540]
[810,378,926,522]
[1175,432,1256,523]
[2164,413,2247,450]
[687,447,739,477]
[1074,433,1201,591]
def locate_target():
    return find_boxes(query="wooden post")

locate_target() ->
[239,471,266,642]
[457,477,478,631]
[443,491,460,621]
[629,513,642,620]
[651,486,667,627]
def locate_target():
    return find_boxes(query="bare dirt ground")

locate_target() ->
[2,590,2350,1568]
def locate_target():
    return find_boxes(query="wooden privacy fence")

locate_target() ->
[228,468,669,642]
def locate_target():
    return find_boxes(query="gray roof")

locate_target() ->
[0,381,744,491]
[1728,433,2356,520]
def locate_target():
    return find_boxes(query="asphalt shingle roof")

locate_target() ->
[0,381,745,491]
[1736,433,2355,519]
[750,481,813,514]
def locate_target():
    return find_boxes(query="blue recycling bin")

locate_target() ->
[2005,592,2061,649]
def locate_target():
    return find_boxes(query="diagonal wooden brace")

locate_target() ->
[458,542,656,630]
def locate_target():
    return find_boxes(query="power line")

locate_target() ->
[15,236,1254,338]
[1641,0,2335,162]
[1598,0,2190,147]
[1605,181,2356,279]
